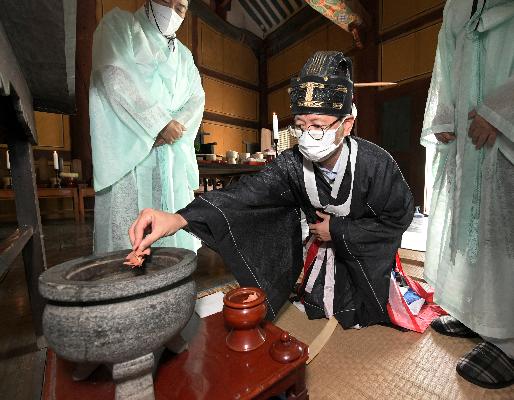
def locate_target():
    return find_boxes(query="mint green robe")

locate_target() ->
[90,7,204,254]
[421,0,514,339]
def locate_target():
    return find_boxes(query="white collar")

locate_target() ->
[303,137,359,217]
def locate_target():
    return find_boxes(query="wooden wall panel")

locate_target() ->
[380,0,444,32]
[268,87,291,124]
[198,20,258,85]
[267,26,353,88]
[223,37,258,85]
[198,21,224,73]
[268,28,328,87]
[34,112,71,151]
[202,121,258,155]
[203,76,259,121]
[381,34,415,83]
[415,23,441,75]
[96,0,145,22]
[380,22,441,83]
[176,13,193,50]
[326,24,354,52]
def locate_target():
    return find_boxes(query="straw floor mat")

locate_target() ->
[273,303,514,400]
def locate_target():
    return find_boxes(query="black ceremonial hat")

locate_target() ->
[289,51,353,117]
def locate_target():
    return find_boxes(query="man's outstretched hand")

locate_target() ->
[128,208,188,252]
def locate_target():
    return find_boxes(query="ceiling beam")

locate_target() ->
[189,0,263,53]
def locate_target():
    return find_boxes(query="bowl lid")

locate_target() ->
[223,287,266,309]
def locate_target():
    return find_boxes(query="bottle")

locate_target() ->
[414,206,423,218]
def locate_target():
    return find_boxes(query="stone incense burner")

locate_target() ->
[38,248,197,400]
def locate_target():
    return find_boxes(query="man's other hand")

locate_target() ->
[309,211,332,242]
[153,134,166,147]
[468,110,498,149]
[160,120,186,144]
[128,208,188,252]
[434,132,456,144]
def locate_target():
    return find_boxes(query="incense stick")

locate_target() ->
[354,82,397,87]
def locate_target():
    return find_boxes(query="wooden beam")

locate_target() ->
[199,67,259,91]
[189,0,263,54]
[379,5,444,42]
[264,7,327,58]
[258,48,268,133]
[70,0,96,185]
[203,112,259,130]
[192,14,199,63]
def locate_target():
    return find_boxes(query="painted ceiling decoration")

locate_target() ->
[216,0,370,45]
[304,0,370,47]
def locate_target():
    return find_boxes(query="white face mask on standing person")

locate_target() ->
[296,116,351,163]
[149,1,184,36]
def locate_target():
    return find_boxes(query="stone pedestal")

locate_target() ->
[113,353,155,400]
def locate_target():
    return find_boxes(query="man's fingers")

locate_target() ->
[468,110,477,119]
[435,132,455,143]
[132,213,153,250]
[315,211,326,220]
[475,132,488,149]
[435,133,446,143]
[128,220,137,246]
[486,132,496,147]
[137,232,160,252]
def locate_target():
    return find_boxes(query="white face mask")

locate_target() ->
[298,118,348,162]
[149,1,184,36]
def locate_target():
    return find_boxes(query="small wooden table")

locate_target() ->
[77,186,95,222]
[198,163,264,192]
[0,188,79,223]
[42,313,309,400]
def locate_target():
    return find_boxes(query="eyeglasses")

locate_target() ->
[287,119,342,140]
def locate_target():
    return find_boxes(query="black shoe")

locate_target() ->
[431,315,480,338]
[457,342,514,389]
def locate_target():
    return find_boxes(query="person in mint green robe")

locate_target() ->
[90,1,203,255]
[421,0,514,388]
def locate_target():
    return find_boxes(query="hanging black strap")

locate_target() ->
[470,0,486,31]
[471,0,479,18]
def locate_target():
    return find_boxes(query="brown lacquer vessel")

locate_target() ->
[223,287,267,351]
[270,331,306,363]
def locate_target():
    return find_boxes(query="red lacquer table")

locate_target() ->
[42,312,309,400]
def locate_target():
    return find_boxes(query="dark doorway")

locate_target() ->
[377,78,431,210]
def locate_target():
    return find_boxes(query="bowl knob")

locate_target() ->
[269,331,305,363]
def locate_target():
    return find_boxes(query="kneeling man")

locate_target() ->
[129,51,414,328]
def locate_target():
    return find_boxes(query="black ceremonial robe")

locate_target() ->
[178,136,414,328]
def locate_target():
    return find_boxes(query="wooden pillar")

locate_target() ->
[350,0,379,143]
[258,48,268,134]
[7,136,47,342]
[70,0,97,185]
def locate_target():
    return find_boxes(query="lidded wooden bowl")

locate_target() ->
[223,287,267,352]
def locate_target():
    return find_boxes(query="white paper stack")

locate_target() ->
[194,291,224,318]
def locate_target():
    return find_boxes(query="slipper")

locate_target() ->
[456,342,514,389]
[431,315,479,338]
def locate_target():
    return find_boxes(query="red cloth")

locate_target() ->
[387,253,447,333]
